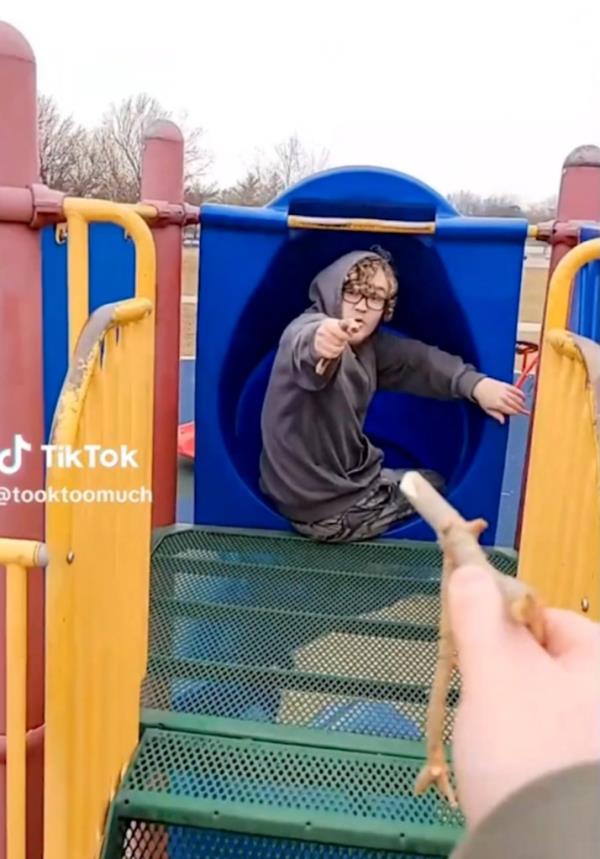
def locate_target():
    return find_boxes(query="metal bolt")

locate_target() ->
[55,223,67,244]
[581,598,589,613]
[66,551,75,564]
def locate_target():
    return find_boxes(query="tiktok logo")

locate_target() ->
[0,434,32,475]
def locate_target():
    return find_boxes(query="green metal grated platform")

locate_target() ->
[102,527,518,858]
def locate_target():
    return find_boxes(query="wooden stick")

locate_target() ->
[399,471,547,807]
[400,472,546,637]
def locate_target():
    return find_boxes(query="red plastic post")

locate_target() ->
[0,21,46,859]
[515,144,600,549]
[141,120,185,527]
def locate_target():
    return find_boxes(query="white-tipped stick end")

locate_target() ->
[399,471,420,500]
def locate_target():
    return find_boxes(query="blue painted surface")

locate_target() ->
[193,168,528,544]
[41,226,69,442]
[310,701,421,741]
[495,376,534,547]
[167,826,430,859]
[179,358,195,422]
[570,225,600,343]
[41,223,134,439]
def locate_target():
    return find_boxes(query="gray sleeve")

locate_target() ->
[374,329,485,400]
[282,313,333,391]
[451,762,600,859]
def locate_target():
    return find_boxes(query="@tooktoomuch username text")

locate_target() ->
[0,486,152,506]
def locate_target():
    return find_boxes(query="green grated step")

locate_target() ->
[143,528,517,742]
[101,728,465,858]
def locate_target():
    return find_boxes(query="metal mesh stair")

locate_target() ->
[102,527,518,857]
[101,727,463,858]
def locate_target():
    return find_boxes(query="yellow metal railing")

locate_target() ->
[0,199,155,858]
[518,239,600,619]
[544,237,600,331]
[0,539,48,859]
[44,295,155,859]
[63,198,157,354]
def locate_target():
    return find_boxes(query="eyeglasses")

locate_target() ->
[342,283,393,312]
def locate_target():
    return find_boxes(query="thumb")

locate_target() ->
[448,565,513,689]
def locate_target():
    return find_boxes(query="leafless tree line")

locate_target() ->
[447,190,557,223]
[37,93,557,220]
[37,93,329,208]
[38,93,215,203]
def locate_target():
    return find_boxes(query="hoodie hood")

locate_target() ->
[307,250,383,317]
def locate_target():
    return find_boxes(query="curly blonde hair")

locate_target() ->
[342,251,398,321]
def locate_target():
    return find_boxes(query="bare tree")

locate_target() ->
[448,189,557,222]
[38,93,213,202]
[37,95,99,194]
[446,190,486,216]
[219,169,275,207]
[93,93,213,202]
[220,134,330,206]
[185,178,220,207]
[524,195,557,223]
[270,133,329,189]
[448,190,522,217]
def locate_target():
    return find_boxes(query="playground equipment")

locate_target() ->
[1,17,600,859]
[193,170,529,544]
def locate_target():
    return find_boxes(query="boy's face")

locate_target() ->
[341,265,393,343]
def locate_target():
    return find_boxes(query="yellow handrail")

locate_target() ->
[0,540,48,859]
[518,237,600,617]
[545,237,600,330]
[50,298,153,445]
[0,540,48,568]
[517,329,600,618]
[62,198,157,355]
[44,290,155,859]
[127,202,160,222]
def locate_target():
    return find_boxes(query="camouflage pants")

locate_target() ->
[291,468,445,543]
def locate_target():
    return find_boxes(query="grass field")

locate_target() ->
[179,248,549,358]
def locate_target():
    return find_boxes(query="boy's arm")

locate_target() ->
[283,314,334,390]
[374,329,485,400]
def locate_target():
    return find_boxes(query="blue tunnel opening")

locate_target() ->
[194,167,527,543]
[219,230,482,523]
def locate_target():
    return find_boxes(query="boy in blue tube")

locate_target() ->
[259,249,527,542]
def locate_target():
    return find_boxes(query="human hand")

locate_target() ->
[313,318,359,361]
[448,564,600,830]
[472,377,528,423]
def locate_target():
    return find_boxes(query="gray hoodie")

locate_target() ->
[451,762,600,858]
[259,250,485,523]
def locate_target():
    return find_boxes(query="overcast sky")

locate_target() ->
[7,0,600,202]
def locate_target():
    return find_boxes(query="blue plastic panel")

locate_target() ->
[41,223,134,439]
[164,826,426,859]
[193,168,528,544]
[569,225,600,342]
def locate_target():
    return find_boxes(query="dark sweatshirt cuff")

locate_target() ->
[451,761,600,859]
[456,369,486,401]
